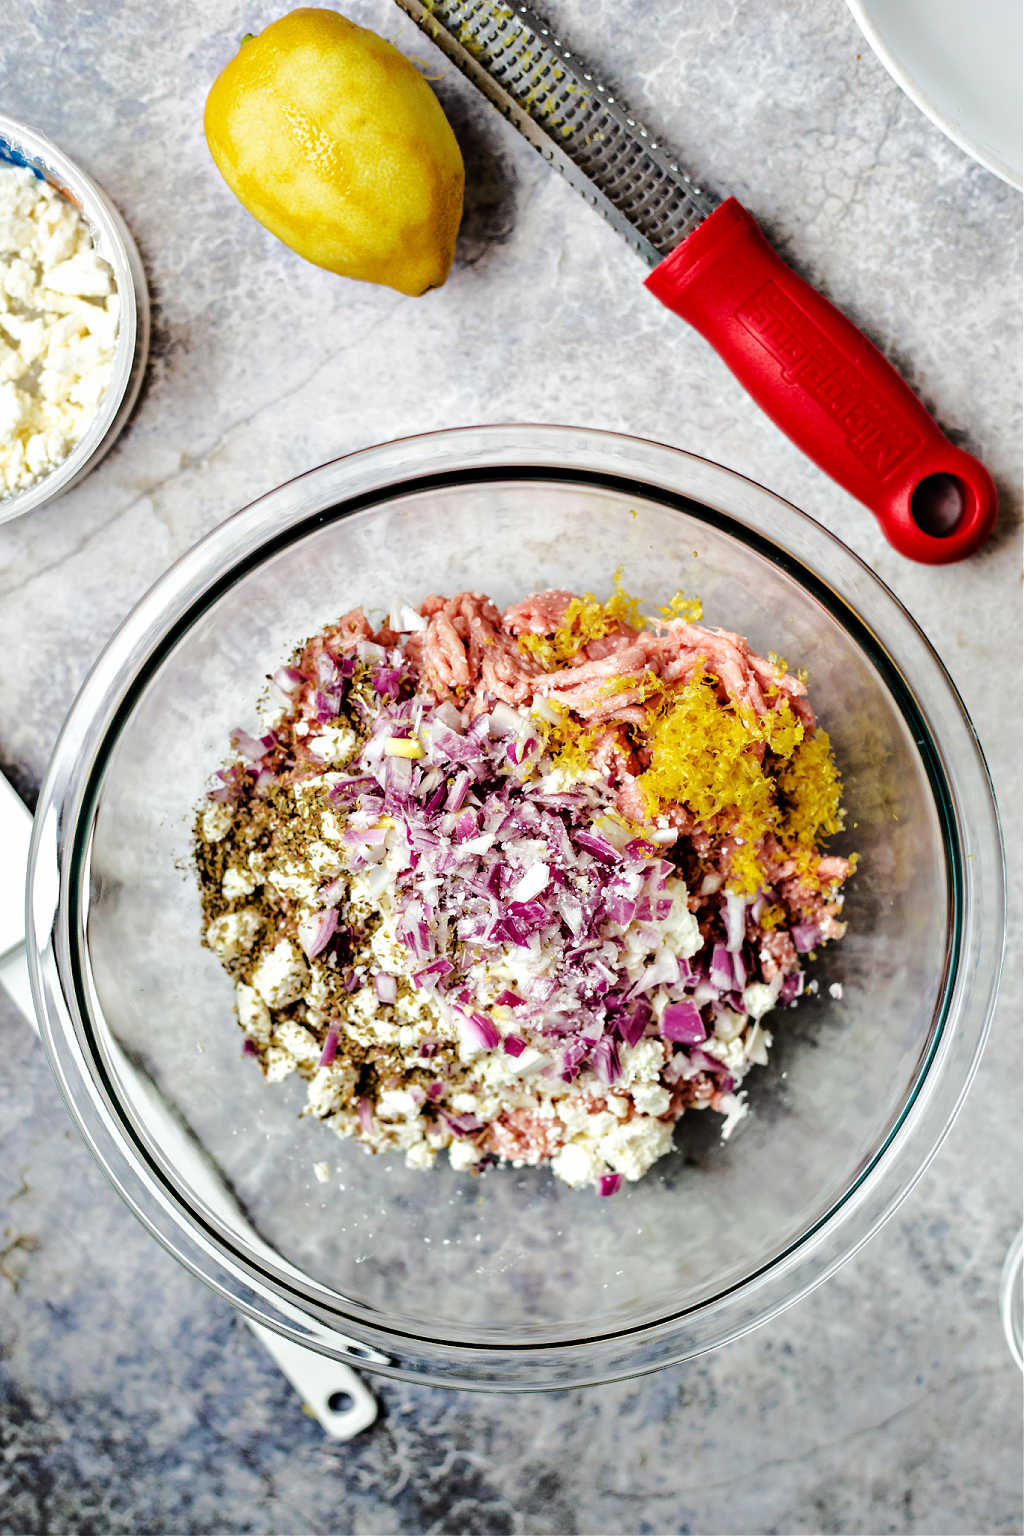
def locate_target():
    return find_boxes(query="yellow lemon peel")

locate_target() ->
[517,568,644,670]
[634,672,845,897]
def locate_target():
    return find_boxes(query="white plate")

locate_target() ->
[846,0,1022,188]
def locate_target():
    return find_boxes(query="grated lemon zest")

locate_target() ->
[656,591,704,623]
[517,568,645,671]
[635,672,845,896]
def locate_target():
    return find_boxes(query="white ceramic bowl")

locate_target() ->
[0,113,150,526]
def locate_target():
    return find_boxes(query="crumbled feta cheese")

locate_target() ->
[551,1140,606,1188]
[0,166,118,497]
[658,882,702,958]
[320,809,345,844]
[448,1139,484,1171]
[306,722,359,765]
[703,1034,746,1075]
[307,839,343,878]
[305,1062,357,1118]
[266,862,320,904]
[741,975,783,1021]
[222,864,257,899]
[201,801,234,842]
[718,1092,749,1140]
[45,250,112,298]
[272,1019,321,1067]
[713,1009,747,1043]
[602,1115,674,1180]
[619,1038,667,1088]
[377,1088,418,1120]
[236,981,272,1045]
[250,939,308,1008]
[263,1045,296,1083]
[205,908,262,961]
[629,1082,671,1117]
[745,1022,771,1067]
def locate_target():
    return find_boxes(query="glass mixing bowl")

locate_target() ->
[27,425,1004,1389]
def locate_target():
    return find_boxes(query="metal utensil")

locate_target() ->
[395,0,996,564]
[0,768,376,1441]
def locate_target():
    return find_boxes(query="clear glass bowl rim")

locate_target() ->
[0,112,150,527]
[27,424,1006,1390]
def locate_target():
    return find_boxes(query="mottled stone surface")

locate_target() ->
[0,0,1020,1532]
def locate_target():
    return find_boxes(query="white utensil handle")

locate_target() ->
[0,766,377,1442]
[246,1320,378,1437]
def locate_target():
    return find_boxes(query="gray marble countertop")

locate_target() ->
[1,2,1021,1532]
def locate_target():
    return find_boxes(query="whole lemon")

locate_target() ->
[204,8,465,296]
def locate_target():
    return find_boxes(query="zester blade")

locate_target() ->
[394,0,719,263]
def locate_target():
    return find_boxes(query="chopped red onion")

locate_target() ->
[618,999,652,1047]
[574,830,619,862]
[688,1046,728,1076]
[445,770,471,812]
[229,727,267,763]
[791,921,820,954]
[320,876,346,906]
[303,908,339,960]
[661,1000,707,1044]
[561,1037,591,1079]
[590,1035,622,1084]
[412,958,454,989]
[344,823,388,847]
[606,895,637,926]
[494,989,524,1007]
[357,1097,373,1134]
[780,971,804,1003]
[241,1037,258,1057]
[466,1012,500,1050]
[252,766,277,796]
[272,665,304,694]
[445,1111,483,1136]
[598,1173,623,1196]
[709,943,734,993]
[724,891,746,952]
[374,972,397,1004]
[371,667,403,698]
[319,1021,340,1066]
[503,1034,526,1057]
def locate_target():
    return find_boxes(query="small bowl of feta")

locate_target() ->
[0,113,149,525]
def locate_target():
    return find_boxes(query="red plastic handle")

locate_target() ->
[645,199,996,564]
